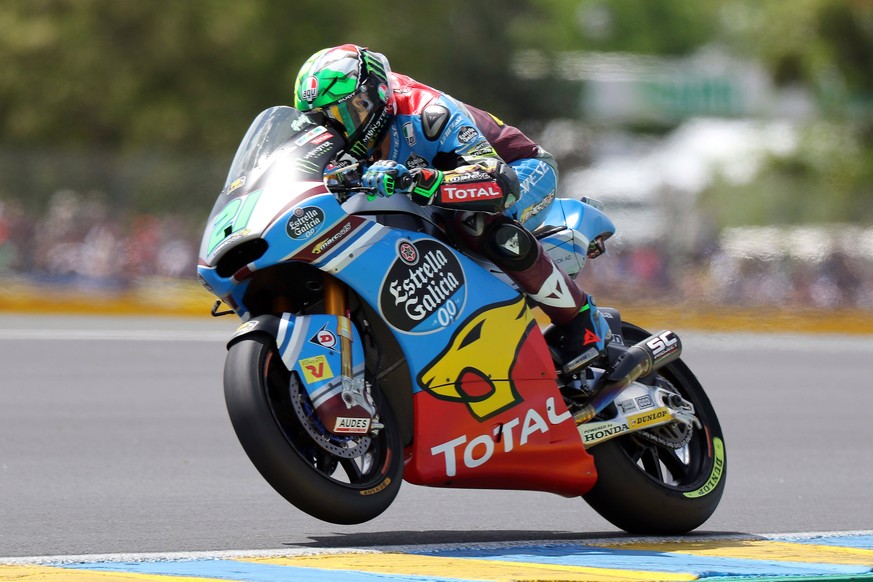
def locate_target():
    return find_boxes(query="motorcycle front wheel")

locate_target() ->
[582,322,727,534]
[224,334,403,524]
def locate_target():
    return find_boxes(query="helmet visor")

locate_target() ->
[322,92,375,142]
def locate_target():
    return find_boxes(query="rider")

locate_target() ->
[293,44,610,374]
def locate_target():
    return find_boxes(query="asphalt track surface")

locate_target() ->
[1,314,872,580]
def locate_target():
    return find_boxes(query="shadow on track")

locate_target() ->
[288,529,751,548]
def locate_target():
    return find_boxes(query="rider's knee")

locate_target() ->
[487,220,538,270]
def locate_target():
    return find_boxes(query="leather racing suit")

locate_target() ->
[371,72,587,328]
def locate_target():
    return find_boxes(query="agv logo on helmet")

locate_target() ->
[302,76,319,103]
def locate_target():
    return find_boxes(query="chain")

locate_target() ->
[637,376,694,449]
[637,421,693,449]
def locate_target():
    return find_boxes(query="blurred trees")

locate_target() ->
[0,0,560,154]
[701,1,873,225]
[0,0,568,214]
[0,0,746,154]
[0,0,872,224]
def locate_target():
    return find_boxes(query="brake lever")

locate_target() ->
[325,162,362,183]
[325,163,365,202]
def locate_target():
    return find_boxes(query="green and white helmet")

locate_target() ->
[293,44,393,160]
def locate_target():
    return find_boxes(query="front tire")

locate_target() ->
[224,334,403,524]
[583,323,727,534]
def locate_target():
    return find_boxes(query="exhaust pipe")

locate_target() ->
[574,330,682,424]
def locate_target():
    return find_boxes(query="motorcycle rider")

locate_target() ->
[293,44,610,375]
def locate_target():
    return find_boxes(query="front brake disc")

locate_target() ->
[288,373,371,458]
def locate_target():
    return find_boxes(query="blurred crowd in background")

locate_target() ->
[0,193,196,288]
[582,237,873,311]
[2,182,870,312]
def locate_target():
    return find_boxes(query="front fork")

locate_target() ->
[324,274,380,426]
[324,274,354,381]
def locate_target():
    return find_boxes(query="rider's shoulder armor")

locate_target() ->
[422,104,450,141]
[390,73,475,146]
[386,74,513,196]
[390,73,441,118]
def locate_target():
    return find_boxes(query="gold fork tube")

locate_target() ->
[323,274,346,316]
[324,274,353,379]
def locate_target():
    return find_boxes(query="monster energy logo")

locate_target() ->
[348,111,390,159]
[364,52,386,78]
[349,142,367,158]
[294,158,320,175]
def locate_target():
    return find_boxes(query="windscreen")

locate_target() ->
[199,106,344,262]
[222,106,326,196]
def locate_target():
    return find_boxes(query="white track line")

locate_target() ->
[0,329,229,342]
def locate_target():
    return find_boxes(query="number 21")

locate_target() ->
[208,190,262,254]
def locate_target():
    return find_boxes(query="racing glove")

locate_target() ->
[407,162,510,213]
[362,161,414,199]
[407,168,444,206]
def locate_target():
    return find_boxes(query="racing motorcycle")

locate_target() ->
[197,106,726,534]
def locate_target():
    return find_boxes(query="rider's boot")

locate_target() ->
[555,295,611,376]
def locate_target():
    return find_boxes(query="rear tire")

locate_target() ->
[583,323,726,534]
[224,334,403,524]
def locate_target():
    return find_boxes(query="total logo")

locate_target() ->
[430,396,571,477]
[439,184,502,203]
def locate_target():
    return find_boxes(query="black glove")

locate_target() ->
[407,168,444,206]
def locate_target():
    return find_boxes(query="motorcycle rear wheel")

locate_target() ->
[224,334,403,524]
[582,322,727,534]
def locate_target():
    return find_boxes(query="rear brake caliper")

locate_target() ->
[577,375,701,449]
[638,378,700,449]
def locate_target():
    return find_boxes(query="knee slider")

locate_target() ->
[485,220,538,270]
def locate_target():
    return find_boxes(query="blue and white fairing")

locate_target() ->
[537,198,616,277]
[197,106,615,402]
[198,106,339,289]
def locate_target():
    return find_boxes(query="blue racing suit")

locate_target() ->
[370,72,587,326]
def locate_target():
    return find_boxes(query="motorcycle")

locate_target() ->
[197,106,726,534]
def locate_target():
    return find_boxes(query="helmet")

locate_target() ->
[293,44,393,160]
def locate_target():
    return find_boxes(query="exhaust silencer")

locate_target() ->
[574,330,682,424]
